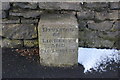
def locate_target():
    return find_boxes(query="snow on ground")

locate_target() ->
[78,47,120,73]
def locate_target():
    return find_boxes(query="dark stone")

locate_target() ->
[0,37,1,48]
[77,10,94,20]
[87,21,114,31]
[0,11,7,19]
[9,9,42,18]
[1,24,37,39]
[9,8,23,16]
[98,31,119,41]
[2,2,10,10]
[112,21,120,31]
[1,17,20,23]
[78,20,87,30]
[21,18,39,24]
[39,2,82,11]
[95,11,108,20]
[114,36,120,49]
[13,2,38,9]
[108,10,119,20]
[23,11,42,18]
[1,38,23,48]
[79,29,99,41]
[110,2,120,10]
[87,38,114,48]
[95,10,119,20]
[84,2,109,11]
[79,29,114,48]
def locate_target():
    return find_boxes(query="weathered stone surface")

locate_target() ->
[78,30,94,47]
[110,2,120,10]
[39,2,82,11]
[13,2,38,9]
[112,21,120,31]
[87,21,114,31]
[0,11,7,19]
[2,38,23,48]
[95,10,119,20]
[87,38,114,48]
[114,37,120,49]
[106,10,119,20]
[60,11,76,15]
[21,10,41,18]
[38,13,78,67]
[79,29,114,48]
[0,37,2,48]
[21,18,38,24]
[78,20,87,31]
[84,2,109,11]
[1,17,20,23]
[9,9,42,18]
[2,2,10,10]
[24,40,38,47]
[77,10,94,20]
[79,29,99,42]
[1,24,37,39]
[98,31,119,41]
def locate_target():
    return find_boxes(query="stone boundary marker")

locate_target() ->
[38,13,78,67]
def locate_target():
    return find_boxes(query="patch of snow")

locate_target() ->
[78,47,120,73]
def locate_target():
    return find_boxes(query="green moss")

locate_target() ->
[24,40,39,47]
[2,38,23,48]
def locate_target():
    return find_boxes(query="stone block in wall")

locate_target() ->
[13,2,38,9]
[21,18,38,24]
[98,31,119,41]
[9,9,42,18]
[87,38,114,48]
[39,2,82,11]
[112,21,120,31]
[106,10,119,20]
[77,10,94,20]
[87,21,114,31]
[0,11,7,19]
[2,2,10,10]
[0,37,2,48]
[110,2,120,10]
[1,17,20,23]
[78,20,87,31]
[83,2,109,11]
[114,36,120,49]
[1,38,23,48]
[60,11,76,15]
[1,24,37,39]
[79,29,99,41]
[95,10,119,20]
[24,40,38,47]
[79,29,98,47]
[79,29,114,48]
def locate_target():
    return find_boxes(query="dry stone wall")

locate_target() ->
[0,2,120,49]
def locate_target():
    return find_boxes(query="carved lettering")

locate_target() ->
[42,27,76,32]
[42,39,76,43]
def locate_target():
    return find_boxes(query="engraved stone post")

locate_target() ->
[38,13,78,67]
